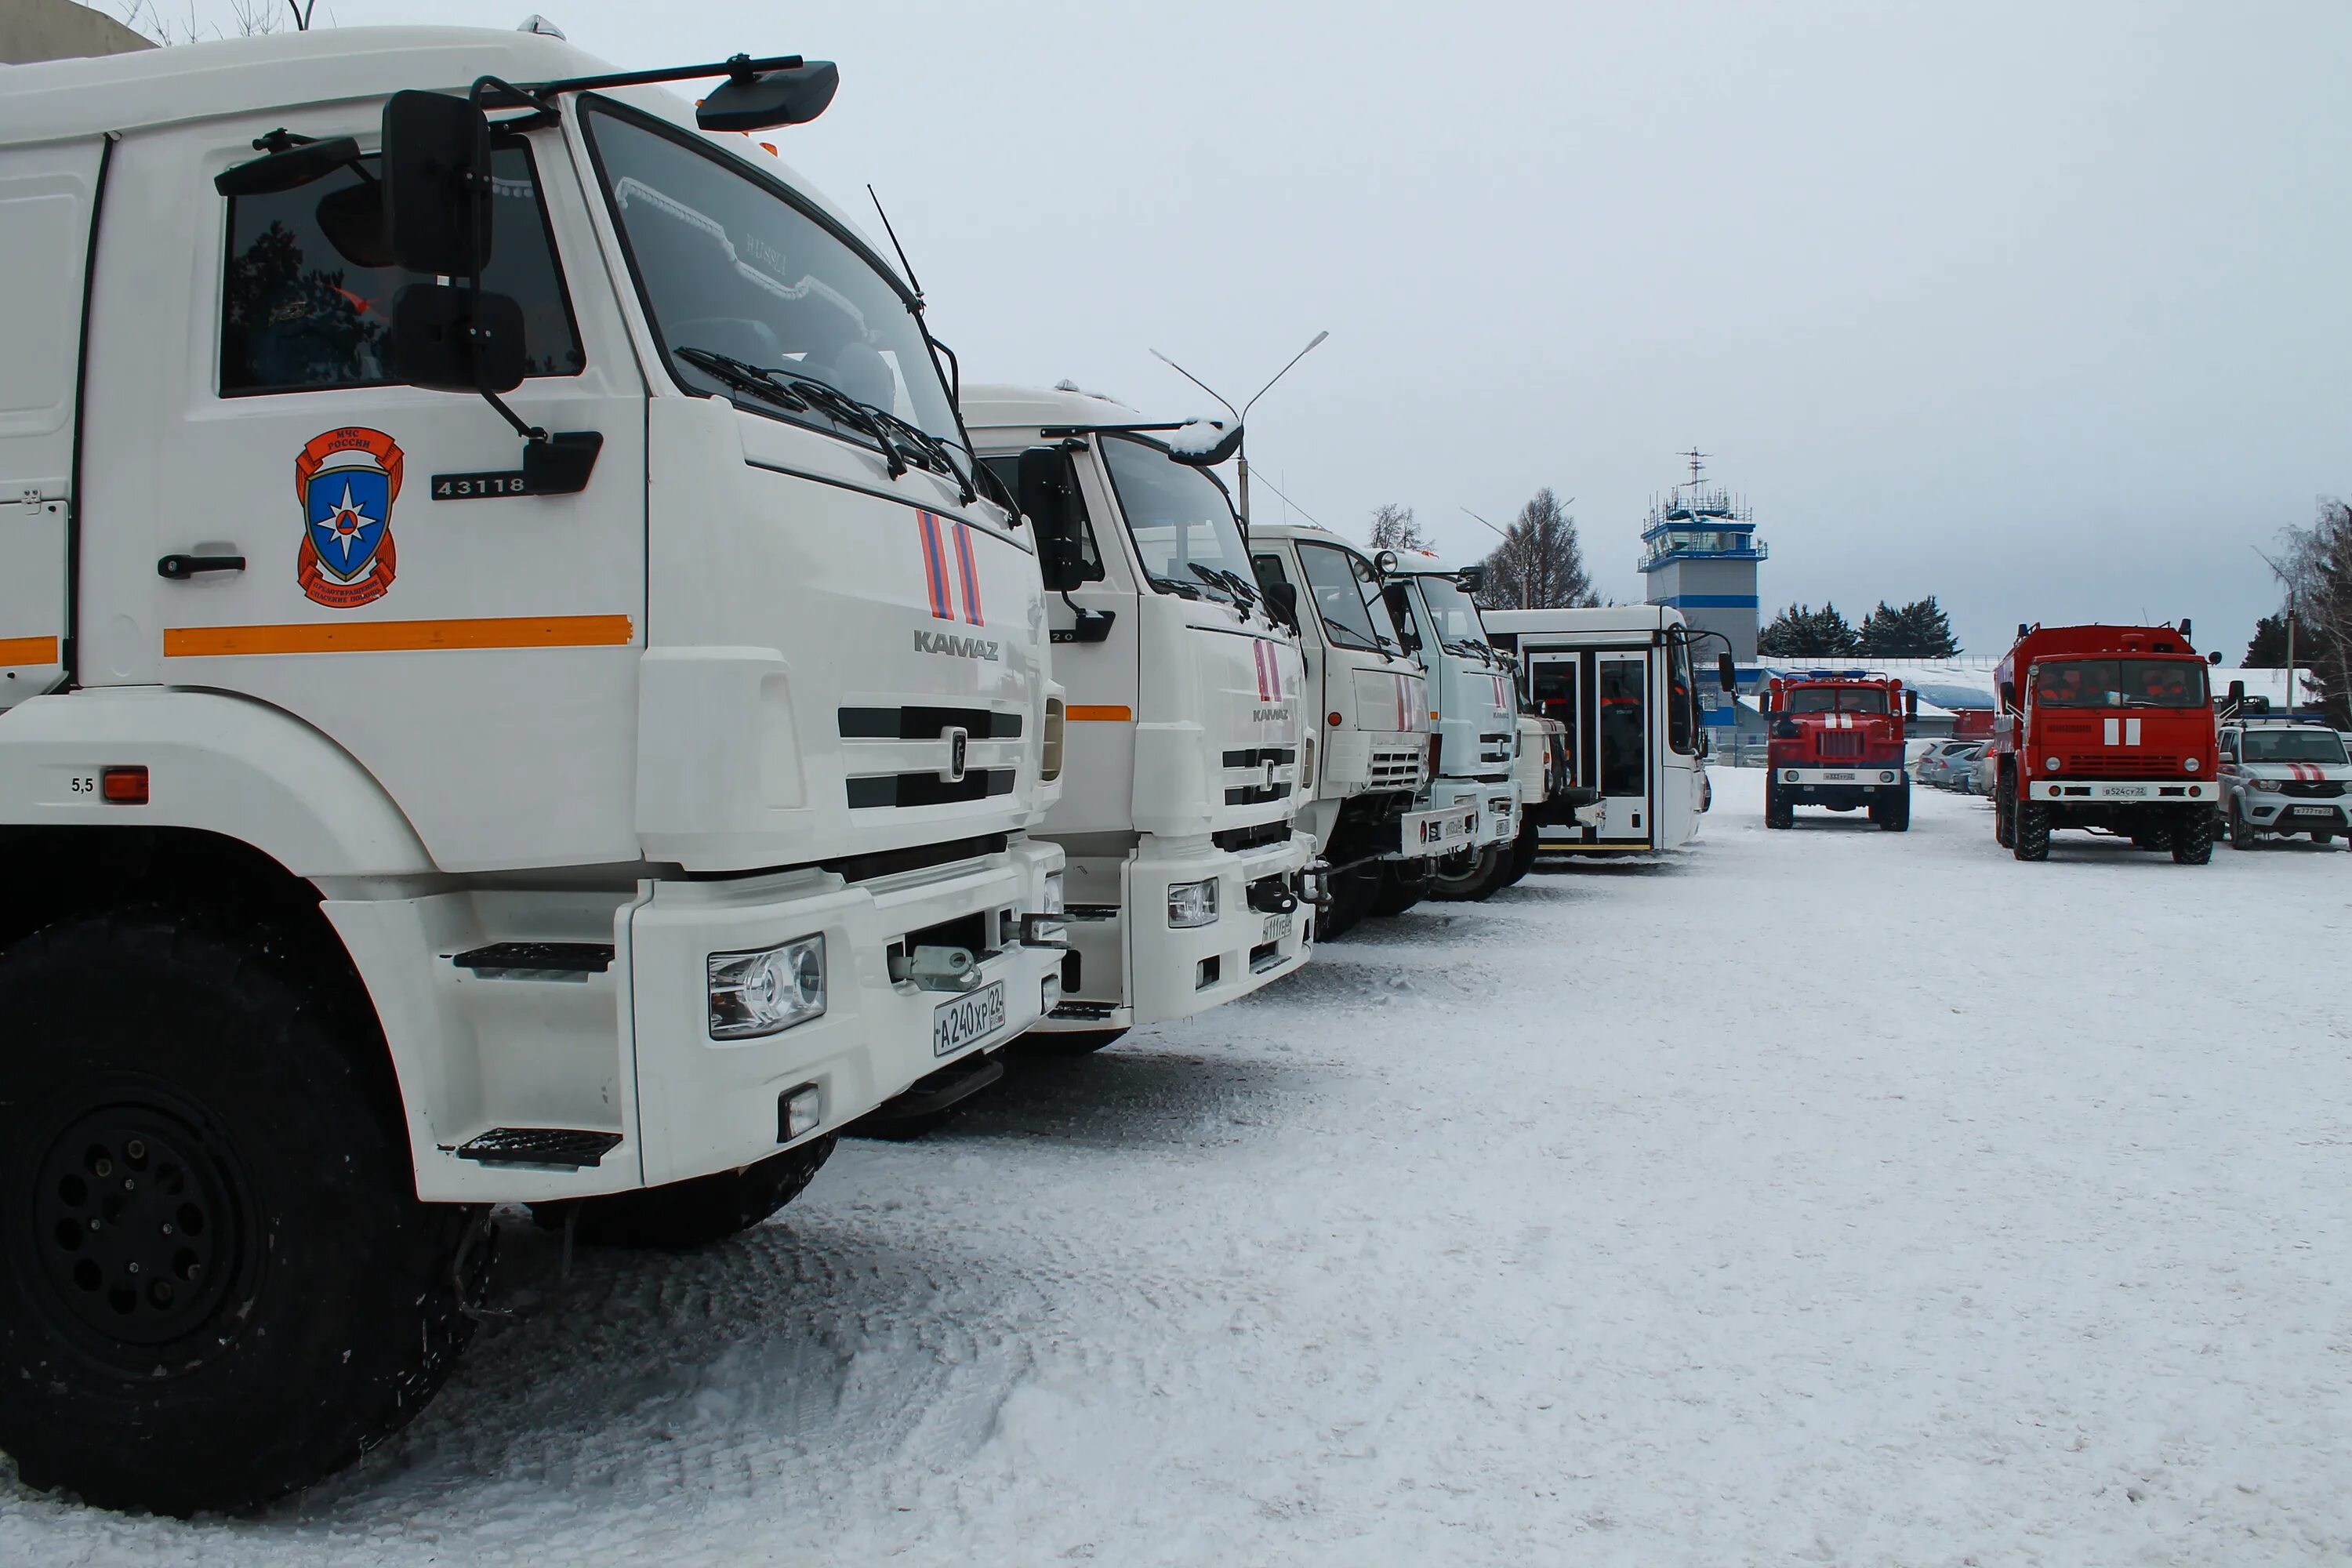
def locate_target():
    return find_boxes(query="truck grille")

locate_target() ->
[847,769,1016,808]
[1224,782,1294,806]
[840,706,1021,739]
[1478,732,1514,764]
[2279,779,2347,798]
[1214,820,1293,854]
[1222,746,1298,768]
[1368,748,1421,788]
[1817,731,1864,758]
[2062,754,2179,775]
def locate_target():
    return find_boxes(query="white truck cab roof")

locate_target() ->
[961,383,1138,430]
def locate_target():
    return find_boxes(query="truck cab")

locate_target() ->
[1759,670,1915,830]
[964,386,1316,1048]
[0,27,1065,1512]
[1383,553,1525,899]
[1247,523,1454,935]
[1990,621,2221,862]
[2217,715,2351,849]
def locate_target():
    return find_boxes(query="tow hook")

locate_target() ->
[1294,862,1329,907]
[1248,878,1299,916]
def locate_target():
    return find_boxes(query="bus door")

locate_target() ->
[1527,651,1584,841]
[1595,649,1651,843]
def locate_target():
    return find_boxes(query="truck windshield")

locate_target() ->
[1295,543,1403,655]
[1786,687,1889,713]
[1098,437,1254,604]
[2031,659,2207,709]
[1412,576,1494,655]
[583,106,967,474]
[2241,729,2350,764]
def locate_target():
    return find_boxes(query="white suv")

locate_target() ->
[2218,719,2352,849]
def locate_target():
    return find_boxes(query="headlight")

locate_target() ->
[1041,870,1065,916]
[1782,769,1798,783]
[1167,878,1219,928]
[708,935,826,1040]
[2248,777,2283,793]
[2044,757,2061,771]
[2183,757,2199,772]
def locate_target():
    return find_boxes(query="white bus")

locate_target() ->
[1483,606,1722,854]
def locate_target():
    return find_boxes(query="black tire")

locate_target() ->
[2171,805,2215,865]
[1010,1026,1128,1057]
[1501,824,1543,885]
[2315,830,2337,846]
[1369,861,1432,918]
[1765,777,1794,829]
[1878,784,1911,833]
[536,1138,833,1250]
[1428,845,1504,902]
[0,912,481,1517]
[1318,866,1379,938]
[2227,800,2257,851]
[2013,797,2050,861]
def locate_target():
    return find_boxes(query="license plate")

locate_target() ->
[1262,911,1293,943]
[2292,805,2335,818]
[2107,784,2150,798]
[932,980,1006,1057]
[1820,771,1855,782]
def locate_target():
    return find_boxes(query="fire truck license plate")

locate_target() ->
[1262,912,1293,943]
[933,982,1006,1057]
[1821,771,1856,781]
[2108,784,2151,797]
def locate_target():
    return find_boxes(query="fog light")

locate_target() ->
[1782,769,1798,783]
[1168,878,1219,928]
[779,1083,822,1141]
[1040,870,1065,916]
[1041,975,1061,1014]
[2187,785,2204,798]
[1879,771,1896,784]
[710,935,826,1040]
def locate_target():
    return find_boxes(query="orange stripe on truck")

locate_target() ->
[0,635,60,666]
[163,615,636,658]
[1065,705,1134,722]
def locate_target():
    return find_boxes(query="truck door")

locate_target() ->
[77,119,648,871]
[1595,649,1650,843]
[0,139,103,713]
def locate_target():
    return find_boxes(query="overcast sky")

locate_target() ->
[128,0,2351,656]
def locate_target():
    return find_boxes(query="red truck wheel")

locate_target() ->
[1765,777,1793,829]
[2012,798,2050,861]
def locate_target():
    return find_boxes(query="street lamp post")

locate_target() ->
[1151,331,1329,524]
[1461,501,1568,609]
[2252,544,2297,716]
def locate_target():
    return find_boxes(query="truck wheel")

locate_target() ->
[1428,846,1502,902]
[0,912,481,1517]
[1501,824,1543,885]
[1878,785,1911,833]
[1995,762,2016,848]
[2013,798,2050,861]
[535,1138,833,1251]
[1370,861,1432,918]
[1764,778,1793,829]
[1318,866,1379,938]
[2171,806,2215,865]
[1011,1026,1128,1057]
[2227,801,2256,850]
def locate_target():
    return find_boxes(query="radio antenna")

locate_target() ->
[866,184,924,304]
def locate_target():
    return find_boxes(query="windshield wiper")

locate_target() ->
[675,346,811,414]
[1146,573,1204,600]
[1189,563,1245,602]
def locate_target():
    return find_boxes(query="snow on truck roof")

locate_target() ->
[0,26,888,282]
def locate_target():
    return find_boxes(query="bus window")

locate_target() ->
[1599,658,1646,796]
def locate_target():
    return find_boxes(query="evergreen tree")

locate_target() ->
[1855,596,1961,658]
[1476,488,1595,609]
[2243,612,2294,669]
[1367,503,1428,553]
[1758,602,1859,658]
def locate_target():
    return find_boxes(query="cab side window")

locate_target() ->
[220,143,584,396]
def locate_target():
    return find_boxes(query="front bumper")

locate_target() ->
[1036,829,1318,1033]
[1412,776,1519,851]
[2239,792,2350,829]
[2030,779,2212,803]
[1777,767,1906,788]
[629,837,1065,1184]
[1395,797,1482,858]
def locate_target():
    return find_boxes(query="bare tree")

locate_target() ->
[1367,503,1428,554]
[1476,487,1595,610]
[2278,499,2352,726]
[115,0,289,42]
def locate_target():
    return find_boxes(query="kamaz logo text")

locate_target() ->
[915,630,1000,661]
[1253,706,1293,724]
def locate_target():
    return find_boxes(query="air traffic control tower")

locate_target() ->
[1639,448,1766,662]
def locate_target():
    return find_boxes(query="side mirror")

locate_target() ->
[2228,679,2245,709]
[390,284,525,394]
[1457,564,1487,594]
[1906,690,1918,719]
[382,90,492,277]
[1165,419,1243,467]
[2000,679,2018,710]
[216,135,361,196]
[695,60,841,132]
[1262,580,1300,631]
[1717,652,1736,692]
[1017,447,1087,593]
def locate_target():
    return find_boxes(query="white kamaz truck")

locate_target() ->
[962,387,1316,1050]
[1247,524,1464,936]
[1380,553,1523,907]
[0,27,1068,1513]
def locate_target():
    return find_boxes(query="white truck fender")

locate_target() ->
[0,687,434,877]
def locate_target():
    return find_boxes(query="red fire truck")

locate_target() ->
[1989,622,2223,863]
[1762,670,1916,831]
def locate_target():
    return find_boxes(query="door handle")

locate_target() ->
[158,554,246,580]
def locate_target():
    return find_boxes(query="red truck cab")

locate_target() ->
[1762,671,1915,831]
[1989,622,2222,863]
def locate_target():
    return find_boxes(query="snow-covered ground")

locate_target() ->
[8,771,2350,1566]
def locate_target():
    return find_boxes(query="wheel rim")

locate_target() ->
[19,1088,257,1370]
